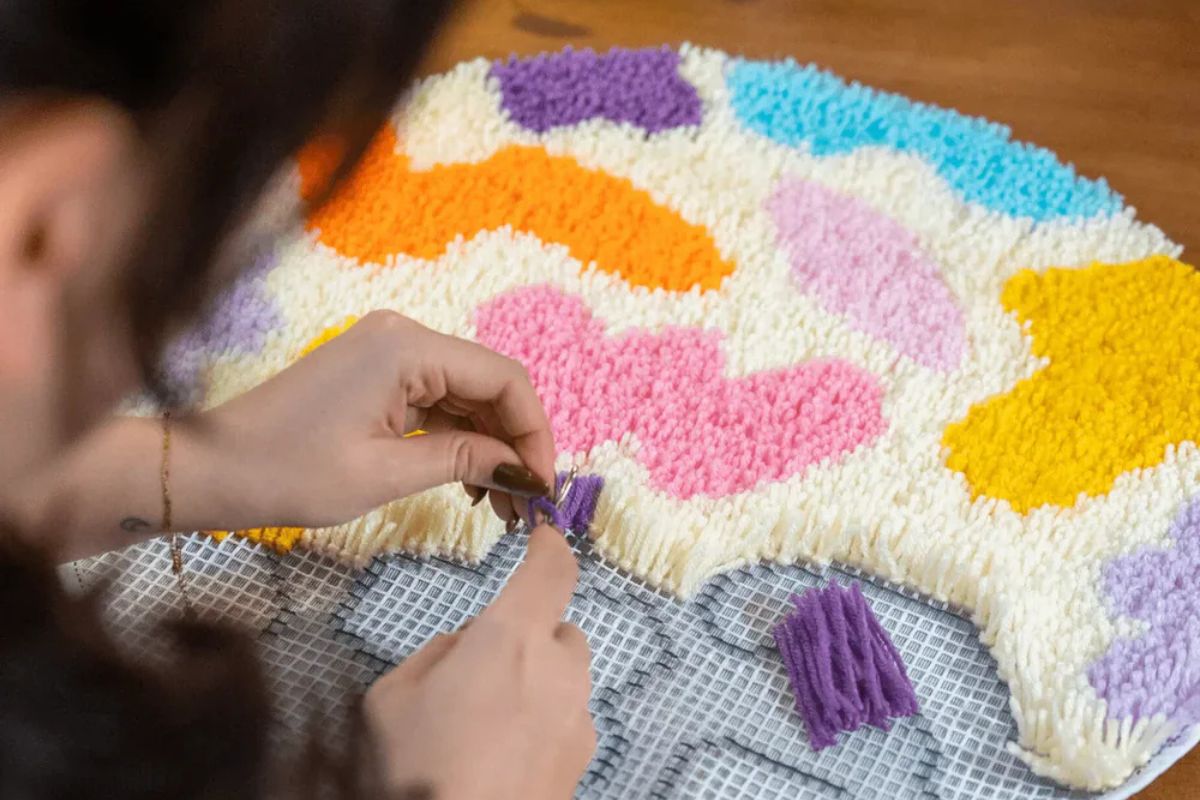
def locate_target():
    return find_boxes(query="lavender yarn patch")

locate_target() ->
[1089,498,1200,728]
[528,472,605,531]
[490,46,703,135]
[774,581,919,750]
[160,253,281,399]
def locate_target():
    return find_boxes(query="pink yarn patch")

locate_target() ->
[475,286,887,499]
[767,179,965,371]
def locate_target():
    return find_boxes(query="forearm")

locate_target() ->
[7,414,251,561]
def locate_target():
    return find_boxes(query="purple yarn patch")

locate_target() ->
[1088,498,1200,727]
[527,472,604,532]
[160,253,281,399]
[774,582,919,750]
[490,46,703,135]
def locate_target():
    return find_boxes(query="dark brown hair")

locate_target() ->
[1,0,453,389]
[0,1,453,796]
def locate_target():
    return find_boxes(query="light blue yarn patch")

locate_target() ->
[727,59,1122,222]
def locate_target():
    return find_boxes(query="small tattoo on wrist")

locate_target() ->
[120,517,152,534]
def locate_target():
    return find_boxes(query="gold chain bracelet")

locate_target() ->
[161,411,192,613]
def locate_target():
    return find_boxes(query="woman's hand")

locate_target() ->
[364,525,595,800]
[7,309,556,560]
[192,309,556,530]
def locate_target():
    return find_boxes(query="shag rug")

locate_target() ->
[161,45,1199,791]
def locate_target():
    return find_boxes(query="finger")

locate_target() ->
[394,631,459,682]
[456,404,556,524]
[576,716,600,774]
[483,525,578,630]
[417,335,557,488]
[489,489,516,524]
[555,622,591,672]
[395,407,494,507]
[398,406,427,434]
[417,406,474,435]
[465,484,488,506]
[553,716,599,795]
[385,430,542,499]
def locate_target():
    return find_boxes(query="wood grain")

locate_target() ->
[421,2,1199,796]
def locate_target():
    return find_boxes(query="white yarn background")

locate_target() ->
[92,45,1198,795]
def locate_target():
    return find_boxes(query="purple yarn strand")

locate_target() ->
[524,472,604,532]
[774,581,919,750]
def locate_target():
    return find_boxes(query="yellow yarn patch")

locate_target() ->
[234,527,306,553]
[204,527,305,553]
[299,315,360,357]
[943,255,1200,512]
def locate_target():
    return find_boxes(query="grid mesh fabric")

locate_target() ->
[70,532,1193,799]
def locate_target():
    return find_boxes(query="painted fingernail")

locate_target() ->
[492,463,551,498]
[505,517,519,534]
[466,485,487,506]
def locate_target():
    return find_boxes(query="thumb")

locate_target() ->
[385,430,547,499]
[393,630,461,683]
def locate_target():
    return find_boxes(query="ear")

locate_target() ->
[0,102,137,379]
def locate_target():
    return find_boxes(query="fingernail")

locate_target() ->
[466,485,487,507]
[505,517,519,534]
[492,463,551,498]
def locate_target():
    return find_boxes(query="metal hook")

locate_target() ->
[528,466,580,530]
[555,465,579,507]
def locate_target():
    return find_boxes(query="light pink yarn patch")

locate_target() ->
[767,179,965,371]
[475,285,887,500]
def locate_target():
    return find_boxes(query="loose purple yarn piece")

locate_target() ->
[490,46,703,135]
[527,472,604,531]
[773,581,919,750]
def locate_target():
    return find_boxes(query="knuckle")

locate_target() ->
[360,308,404,330]
[559,622,589,652]
[362,309,421,342]
[445,431,475,484]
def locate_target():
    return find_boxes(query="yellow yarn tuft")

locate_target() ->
[299,315,361,357]
[943,255,1200,512]
[233,526,306,553]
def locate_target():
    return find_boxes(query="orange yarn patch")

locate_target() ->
[297,126,734,291]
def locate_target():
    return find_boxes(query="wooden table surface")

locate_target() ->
[421,2,1199,796]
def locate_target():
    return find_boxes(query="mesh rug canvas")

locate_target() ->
[124,45,1199,792]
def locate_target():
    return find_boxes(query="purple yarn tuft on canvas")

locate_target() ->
[774,581,919,750]
[490,46,703,135]
[1089,498,1200,727]
[527,472,604,531]
[160,252,281,400]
